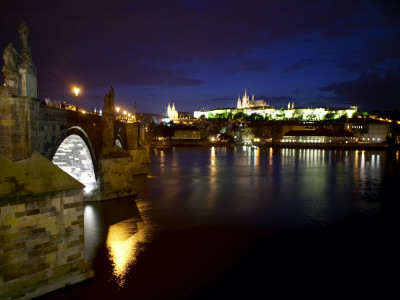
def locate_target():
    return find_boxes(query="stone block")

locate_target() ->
[24,262,50,275]
[27,208,40,216]
[69,239,84,248]
[27,249,43,259]
[4,272,18,282]
[43,245,58,255]
[15,211,26,218]
[66,253,81,263]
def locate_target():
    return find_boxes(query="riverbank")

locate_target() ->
[158,139,395,150]
[254,141,392,150]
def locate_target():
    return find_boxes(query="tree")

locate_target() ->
[233,112,246,120]
[323,112,337,120]
[148,123,175,140]
[246,113,264,121]
[275,112,285,120]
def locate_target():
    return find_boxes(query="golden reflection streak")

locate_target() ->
[106,218,148,287]
[269,147,273,167]
[210,146,216,164]
[354,150,359,168]
[254,146,260,165]
[205,147,217,212]
[159,150,165,172]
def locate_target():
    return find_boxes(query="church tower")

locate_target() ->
[167,102,171,118]
[242,89,249,108]
[237,95,242,109]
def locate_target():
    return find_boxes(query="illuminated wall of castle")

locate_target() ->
[194,90,357,121]
[194,106,357,121]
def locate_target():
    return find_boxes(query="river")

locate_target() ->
[43,146,399,299]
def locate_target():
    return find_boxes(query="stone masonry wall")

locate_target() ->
[129,147,151,175]
[97,156,138,201]
[0,96,39,162]
[0,190,93,299]
[93,147,149,201]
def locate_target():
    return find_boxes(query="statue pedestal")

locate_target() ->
[1,72,19,96]
[18,67,37,98]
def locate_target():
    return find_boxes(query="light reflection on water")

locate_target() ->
[83,176,152,288]
[106,218,148,287]
[147,147,396,229]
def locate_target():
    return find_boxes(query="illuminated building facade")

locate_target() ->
[345,120,390,143]
[282,128,356,143]
[172,125,206,140]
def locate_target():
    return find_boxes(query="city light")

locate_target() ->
[73,87,80,111]
[74,87,80,96]
[113,105,137,123]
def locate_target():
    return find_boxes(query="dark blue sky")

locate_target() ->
[1,0,399,114]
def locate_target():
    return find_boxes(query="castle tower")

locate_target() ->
[242,89,249,108]
[237,95,242,109]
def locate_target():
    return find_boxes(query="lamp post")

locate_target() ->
[74,87,80,112]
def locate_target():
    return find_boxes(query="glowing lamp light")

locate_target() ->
[116,107,120,113]
[123,110,127,115]
[74,87,80,96]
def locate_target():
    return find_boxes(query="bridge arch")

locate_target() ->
[51,126,98,191]
[115,135,123,148]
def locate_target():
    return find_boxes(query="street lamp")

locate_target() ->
[74,87,80,112]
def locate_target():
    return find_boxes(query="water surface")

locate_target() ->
[44,147,399,299]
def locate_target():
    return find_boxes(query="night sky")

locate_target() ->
[1,0,399,114]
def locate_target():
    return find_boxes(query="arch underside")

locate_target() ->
[52,133,97,193]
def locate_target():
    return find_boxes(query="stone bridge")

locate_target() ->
[0,88,150,201]
[0,23,151,300]
[0,24,150,201]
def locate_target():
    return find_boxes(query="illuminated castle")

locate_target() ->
[237,89,270,109]
[194,89,358,121]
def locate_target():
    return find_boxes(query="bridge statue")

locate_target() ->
[19,22,31,52]
[1,23,37,98]
[2,43,19,73]
[1,43,20,96]
[103,86,114,115]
